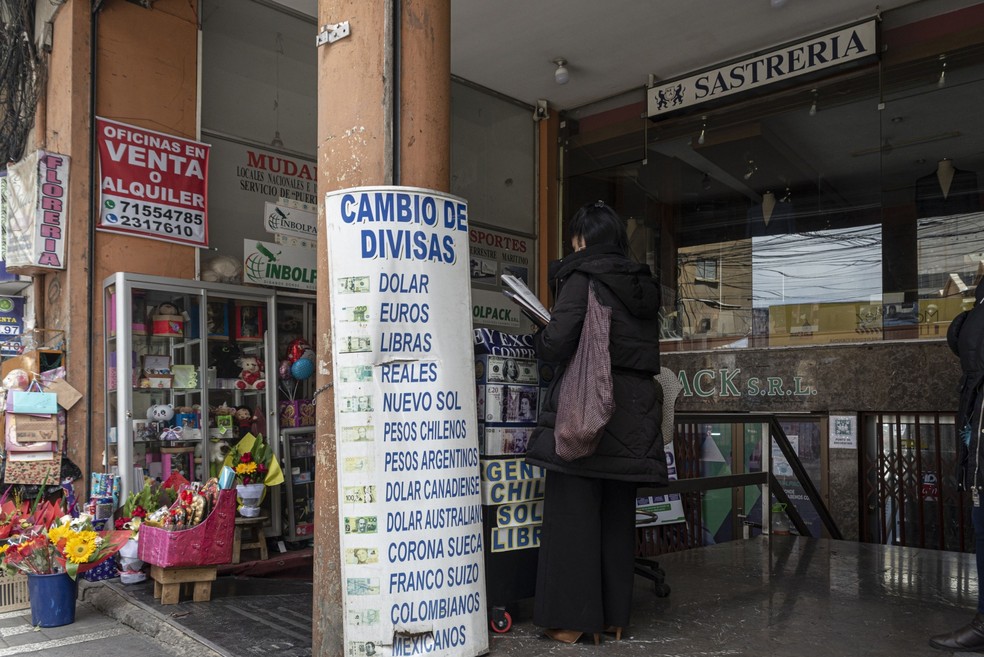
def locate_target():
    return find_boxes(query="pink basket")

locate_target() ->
[138,489,236,568]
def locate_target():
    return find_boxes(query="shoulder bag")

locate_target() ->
[554,281,614,461]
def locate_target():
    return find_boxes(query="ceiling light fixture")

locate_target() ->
[554,59,569,85]
[809,89,818,116]
[272,32,285,149]
[697,115,707,145]
[744,158,758,181]
[937,54,947,88]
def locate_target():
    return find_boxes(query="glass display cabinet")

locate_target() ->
[103,273,279,528]
[280,427,316,541]
[273,293,317,541]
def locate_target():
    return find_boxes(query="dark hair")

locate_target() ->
[568,201,628,254]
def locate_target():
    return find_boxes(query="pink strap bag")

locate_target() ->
[554,282,615,461]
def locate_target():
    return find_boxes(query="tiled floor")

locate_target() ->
[107,536,979,656]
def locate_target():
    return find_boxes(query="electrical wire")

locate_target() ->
[0,0,45,163]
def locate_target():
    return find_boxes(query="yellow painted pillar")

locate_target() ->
[313,2,451,653]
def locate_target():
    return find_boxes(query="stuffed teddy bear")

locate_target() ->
[208,437,231,477]
[210,342,242,378]
[147,403,175,425]
[234,405,254,434]
[200,254,243,284]
[236,355,266,390]
[154,302,180,316]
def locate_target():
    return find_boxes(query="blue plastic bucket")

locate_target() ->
[27,573,77,627]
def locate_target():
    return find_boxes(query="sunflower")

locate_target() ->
[235,462,258,476]
[47,524,72,545]
[63,534,97,564]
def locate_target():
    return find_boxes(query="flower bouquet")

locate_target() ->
[0,488,128,626]
[114,480,165,584]
[225,433,283,517]
[2,513,129,580]
[115,479,165,536]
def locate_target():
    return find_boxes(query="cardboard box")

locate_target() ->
[279,400,315,428]
[279,400,302,427]
[1,349,63,379]
[233,303,264,342]
[152,314,184,337]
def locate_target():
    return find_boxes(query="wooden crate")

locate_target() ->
[0,570,29,612]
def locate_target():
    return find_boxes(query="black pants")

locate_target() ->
[533,470,638,632]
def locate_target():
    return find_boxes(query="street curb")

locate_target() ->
[79,580,232,657]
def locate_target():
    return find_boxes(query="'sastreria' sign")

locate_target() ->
[648,20,877,117]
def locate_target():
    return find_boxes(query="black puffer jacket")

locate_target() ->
[525,245,667,484]
[947,284,984,492]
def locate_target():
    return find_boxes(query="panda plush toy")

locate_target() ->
[147,403,175,426]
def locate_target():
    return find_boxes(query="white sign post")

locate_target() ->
[325,186,488,657]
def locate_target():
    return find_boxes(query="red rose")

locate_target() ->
[115,517,128,530]
[133,506,147,518]
[241,452,253,463]
[257,463,268,474]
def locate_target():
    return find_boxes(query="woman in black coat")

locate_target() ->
[931,285,984,651]
[525,201,666,644]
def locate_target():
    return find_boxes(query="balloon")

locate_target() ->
[2,368,30,392]
[287,338,315,364]
[278,359,292,381]
[291,358,314,381]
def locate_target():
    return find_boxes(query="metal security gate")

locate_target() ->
[637,421,705,556]
[860,412,970,552]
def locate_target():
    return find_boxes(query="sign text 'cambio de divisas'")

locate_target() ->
[324,187,488,657]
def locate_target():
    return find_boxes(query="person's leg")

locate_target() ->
[929,503,984,650]
[599,478,638,630]
[533,470,604,634]
[977,503,984,615]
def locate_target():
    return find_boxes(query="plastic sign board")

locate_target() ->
[4,150,69,271]
[0,296,24,356]
[468,226,535,331]
[326,186,487,657]
[648,20,877,117]
[264,200,316,239]
[95,118,209,247]
[242,239,317,291]
[0,173,7,261]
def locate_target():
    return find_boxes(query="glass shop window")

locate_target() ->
[564,30,984,351]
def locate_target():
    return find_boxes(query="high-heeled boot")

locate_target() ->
[930,613,984,651]
[544,629,601,645]
[603,626,624,641]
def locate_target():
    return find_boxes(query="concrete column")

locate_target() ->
[398,1,450,191]
[37,0,92,482]
[313,2,451,653]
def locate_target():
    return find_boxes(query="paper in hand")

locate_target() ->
[501,275,551,327]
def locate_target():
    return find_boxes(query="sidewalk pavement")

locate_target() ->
[0,582,218,657]
[0,566,313,657]
[7,537,974,656]
[89,575,314,657]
